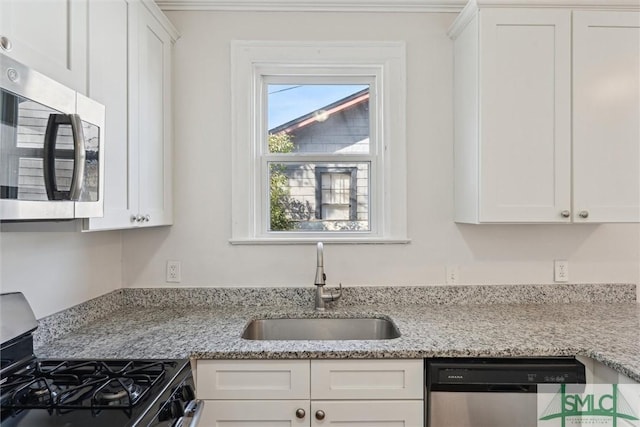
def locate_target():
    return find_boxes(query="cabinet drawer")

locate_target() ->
[311,359,423,400]
[197,360,310,400]
[200,400,310,426]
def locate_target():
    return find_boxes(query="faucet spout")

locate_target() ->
[315,242,325,285]
[313,242,342,311]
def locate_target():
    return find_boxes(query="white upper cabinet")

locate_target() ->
[572,11,640,223]
[83,0,130,231]
[84,0,178,231]
[480,8,571,223]
[450,2,639,224]
[0,0,87,93]
[1,0,177,231]
[131,1,176,228]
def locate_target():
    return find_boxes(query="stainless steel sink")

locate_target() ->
[241,317,401,340]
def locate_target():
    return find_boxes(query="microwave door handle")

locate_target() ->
[43,114,85,201]
[43,114,64,200]
[68,114,85,201]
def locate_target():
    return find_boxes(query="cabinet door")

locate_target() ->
[572,11,640,223]
[575,356,639,385]
[83,0,133,231]
[0,0,87,93]
[592,360,639,385]
[310,401,423,427]
[130,1,174,227]
[201,400,311,426]
[479,9,571,222]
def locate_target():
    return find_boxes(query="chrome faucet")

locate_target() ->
[314,242,342,311]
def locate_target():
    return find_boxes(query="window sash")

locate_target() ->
[231,41,407,243]
[261,76,379,158]
[260,75,377,236]
[260,159,374,235]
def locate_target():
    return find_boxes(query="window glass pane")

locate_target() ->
[267,84,370,154]
[268,162,369,232]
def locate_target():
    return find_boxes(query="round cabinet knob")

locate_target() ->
[130,215,138,223]
[560,210,571,218]
[0,36,12,52]
[315,410,325,420]
[295,408,306,419]
[579,210,589,219]
[144,214,151,222]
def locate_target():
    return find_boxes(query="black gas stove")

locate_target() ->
[0,293,203,427]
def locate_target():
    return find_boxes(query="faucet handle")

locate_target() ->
[330,283,343,301]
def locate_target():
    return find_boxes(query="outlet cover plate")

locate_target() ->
[554,260,568,283]
[166,260,181,283]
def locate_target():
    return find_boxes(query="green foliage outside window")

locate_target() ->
[269,133,295,231]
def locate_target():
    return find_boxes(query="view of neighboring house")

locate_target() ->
[268,88,370,231]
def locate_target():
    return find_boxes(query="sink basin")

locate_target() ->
[241,317,401,341]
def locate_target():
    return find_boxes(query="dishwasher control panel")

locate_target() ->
[428,357,586,386]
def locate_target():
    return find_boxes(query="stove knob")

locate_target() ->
[159,399,185,421]
[179,384,196,401]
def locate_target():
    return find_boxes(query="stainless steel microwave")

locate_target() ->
[1,53,105,220]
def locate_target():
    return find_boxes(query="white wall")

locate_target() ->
[121,11,640,290]
[1,11,636,320]
[0,224,122,318]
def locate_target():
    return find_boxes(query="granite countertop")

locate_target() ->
[35,298,640,382]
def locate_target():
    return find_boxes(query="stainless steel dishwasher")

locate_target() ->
[426,358,586,427]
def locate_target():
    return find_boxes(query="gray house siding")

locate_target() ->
[270,89,370,231]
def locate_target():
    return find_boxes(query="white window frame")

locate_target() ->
[230,41,407,244]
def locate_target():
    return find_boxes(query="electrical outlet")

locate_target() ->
[554,260,568,283]
[166,261,181,283]
[446,265,459,285]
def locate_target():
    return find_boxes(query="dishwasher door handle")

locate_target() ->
[487,384,532,392]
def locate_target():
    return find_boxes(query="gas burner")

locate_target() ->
[95,379,143,406]
[19,382,57,406]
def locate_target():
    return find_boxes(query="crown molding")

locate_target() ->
[475,0,639,7]
[448,0,639,38]
[142,0,181,40]
[447,0,477,37]
[155,0,640,12]
[155,0,467,12]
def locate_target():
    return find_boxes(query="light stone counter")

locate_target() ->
[33,284,640,382]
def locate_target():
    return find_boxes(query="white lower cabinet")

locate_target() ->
[197,360,311,400]
[591,360,639,385]
[310,400,423,426]
[196,359,424,427]
[203,400,310,426]
[576,356,639,385]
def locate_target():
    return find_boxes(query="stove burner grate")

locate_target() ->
[2,360,173,417]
